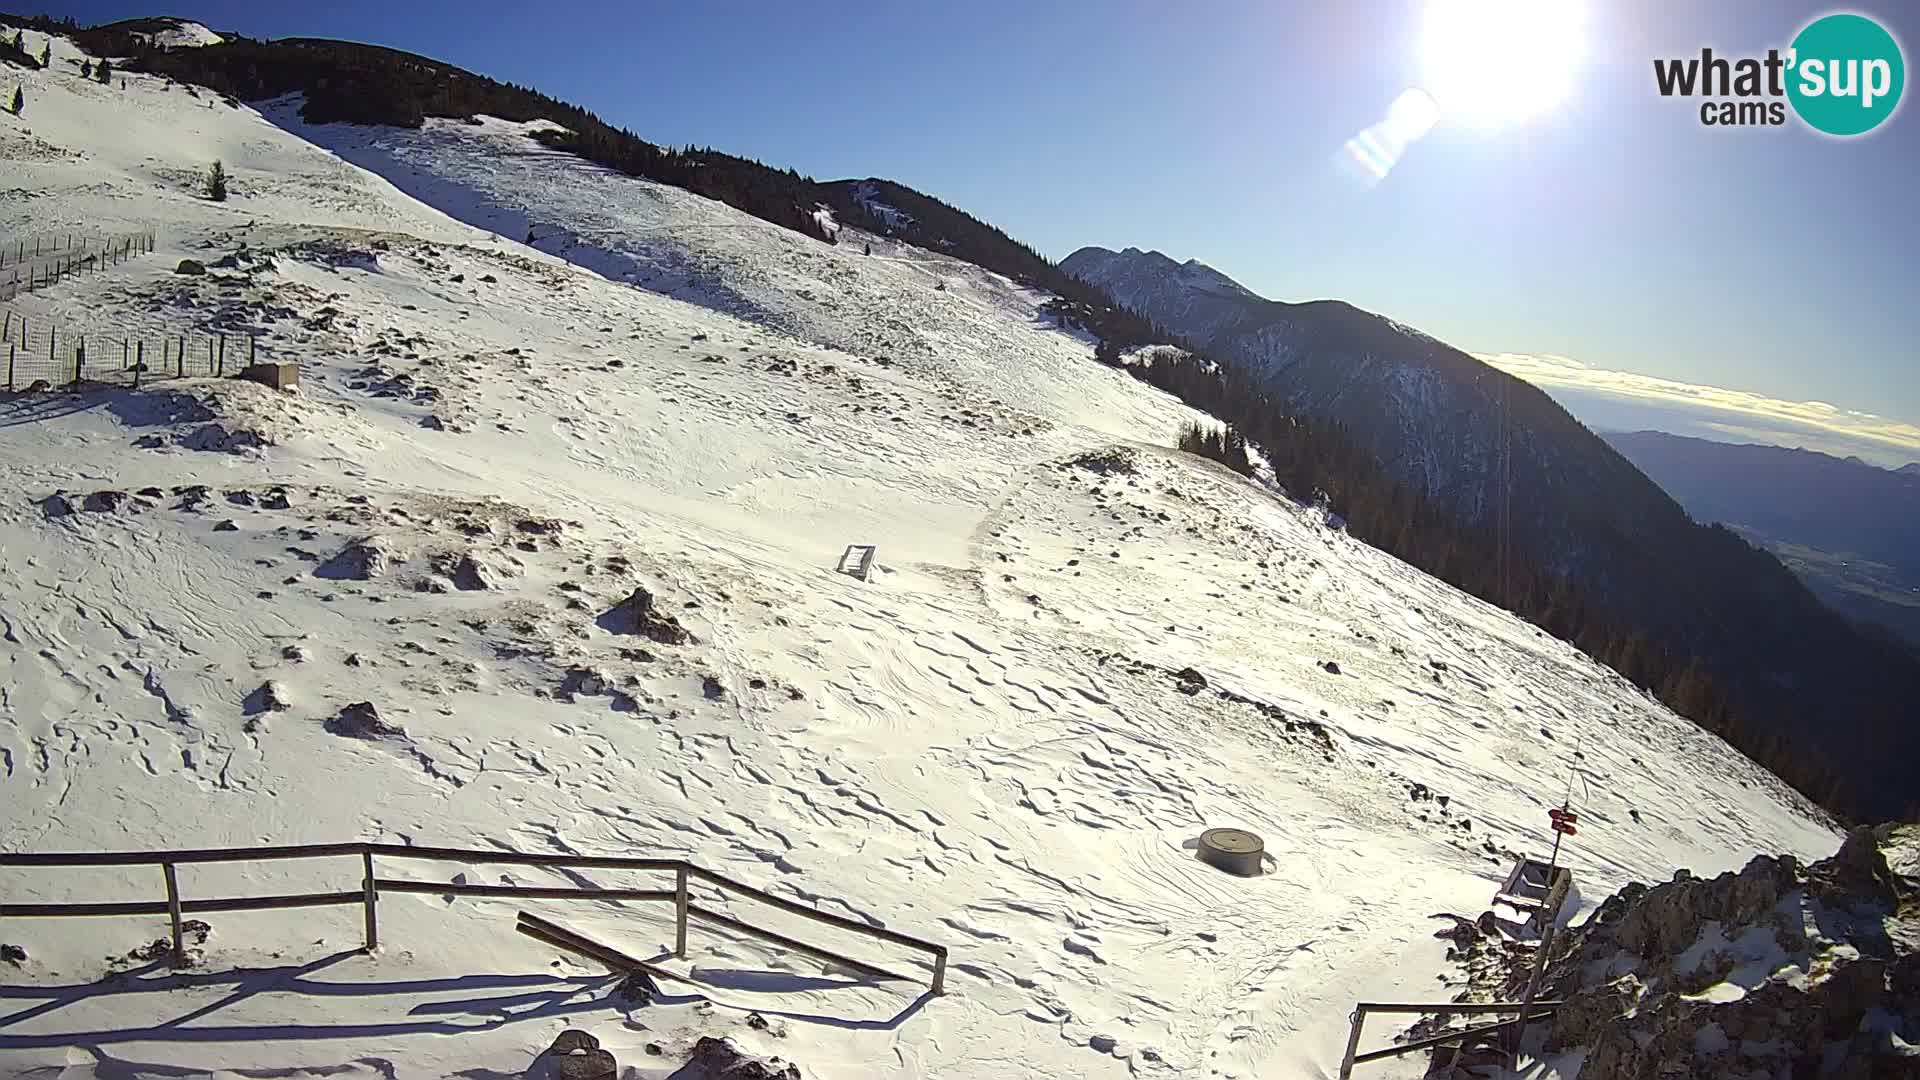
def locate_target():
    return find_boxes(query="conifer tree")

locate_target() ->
[80,59,91,79]
[95,58,112,84]
[9,85,21,115]
[206,160,228,201]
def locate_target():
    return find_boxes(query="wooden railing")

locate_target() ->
[1337,999,1562,1078]
[0,841,948,995]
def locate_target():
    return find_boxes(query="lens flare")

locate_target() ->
[1339,89,1440,185]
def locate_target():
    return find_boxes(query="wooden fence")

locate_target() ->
[0,230,156,301]
[1337,998,1564,1077]
[2,313,260,391]
[0,841,949,995]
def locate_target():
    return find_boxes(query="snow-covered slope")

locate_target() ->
[0,32,1838,1080]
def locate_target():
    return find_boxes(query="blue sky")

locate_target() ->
[54,0,1920,463]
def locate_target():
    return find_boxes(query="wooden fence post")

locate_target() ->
[162,863,185,966]
[6,342,13,391]
[48,325,55,367]
[217,334,225,376]
[673,865,689,959]
[134,340,143,389]
[177,335,184,377]
[249,337,257,366]
[74,335,84,386]
[361,849,378,952]
[1338,1006,1366,1080]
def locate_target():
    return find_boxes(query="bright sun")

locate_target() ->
[1420,0,1586,131]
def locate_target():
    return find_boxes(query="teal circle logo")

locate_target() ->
[1787,13,1905,136]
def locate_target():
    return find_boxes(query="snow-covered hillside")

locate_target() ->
[0,31,1838,1080]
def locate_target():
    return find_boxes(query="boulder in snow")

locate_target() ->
[597,586,691,645]
[315,538,389,581]
[326,701,404,739]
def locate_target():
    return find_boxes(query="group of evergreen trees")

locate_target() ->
[119,37,843,244]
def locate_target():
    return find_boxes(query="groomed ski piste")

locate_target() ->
[0,28,1840,1080]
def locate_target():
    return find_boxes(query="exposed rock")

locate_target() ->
[682,1036,801,1080]
[213,519,239,532]
[244,680,291,715]
[1,943,24,964]
[325,701,403,739]
[315,538,388,581]
[39,493,75,518]
[178,423,268,453]
[702,675,726,699]
[1321,660,1341,675]
[1174,667,1207,695]
[83,490,133,513]
[435,551,503,591]
[597,586,692,645]
[1430,824,1919,1080]
[557,667,610,700]
[174,259,206,275]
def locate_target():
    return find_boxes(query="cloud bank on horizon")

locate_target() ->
[1481,352,1920,469]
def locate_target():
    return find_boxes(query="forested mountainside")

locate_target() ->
[1065,248,1920,821]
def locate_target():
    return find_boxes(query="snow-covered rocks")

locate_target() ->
[325,700,403,739]
[1440,825,1919,1079]
[599,586,691,644]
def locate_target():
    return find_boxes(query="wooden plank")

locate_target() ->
[373,878,675,903]
[1350,1010,1557,1066]
[367,844,684,872]
[689,903,907,983]
[691,865,945,957]
[1352,1001,1562,1015]
[0,891,363,917]
[514,911,691,985]
[0,842,368,867]
[162,864,184,965]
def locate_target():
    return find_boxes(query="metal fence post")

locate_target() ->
[361,849,378,952]
[162,862,185,966]
[217,334,225,376]
[6,342,13,391]
[73,335,83,386]
[673,865,689,959]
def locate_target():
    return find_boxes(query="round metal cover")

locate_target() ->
[1198,827,1265,875]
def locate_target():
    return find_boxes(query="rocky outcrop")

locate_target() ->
[597,586,691,644]
[1433,825,1919,1079]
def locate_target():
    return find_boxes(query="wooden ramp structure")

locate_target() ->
[1493,857,1573,927]
[836,543,877,582]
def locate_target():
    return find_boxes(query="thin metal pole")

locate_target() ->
[134,340,142,389]
[361,849,378,952]
[162,863,185,965]
[673,865,689,959]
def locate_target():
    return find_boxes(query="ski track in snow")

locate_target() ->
[0,30,1838,1080]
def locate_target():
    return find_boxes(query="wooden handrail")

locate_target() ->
[688,903,908,983]
[372,878,676,903]
[691,864,947,958]
[0,891,363,918]
[0,840,949,994]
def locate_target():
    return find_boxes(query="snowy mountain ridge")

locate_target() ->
[0,25,1840,1080]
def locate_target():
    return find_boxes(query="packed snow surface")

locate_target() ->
[0,31,1838,1080]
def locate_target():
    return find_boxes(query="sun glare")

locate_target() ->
[1420,0,1586,131]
